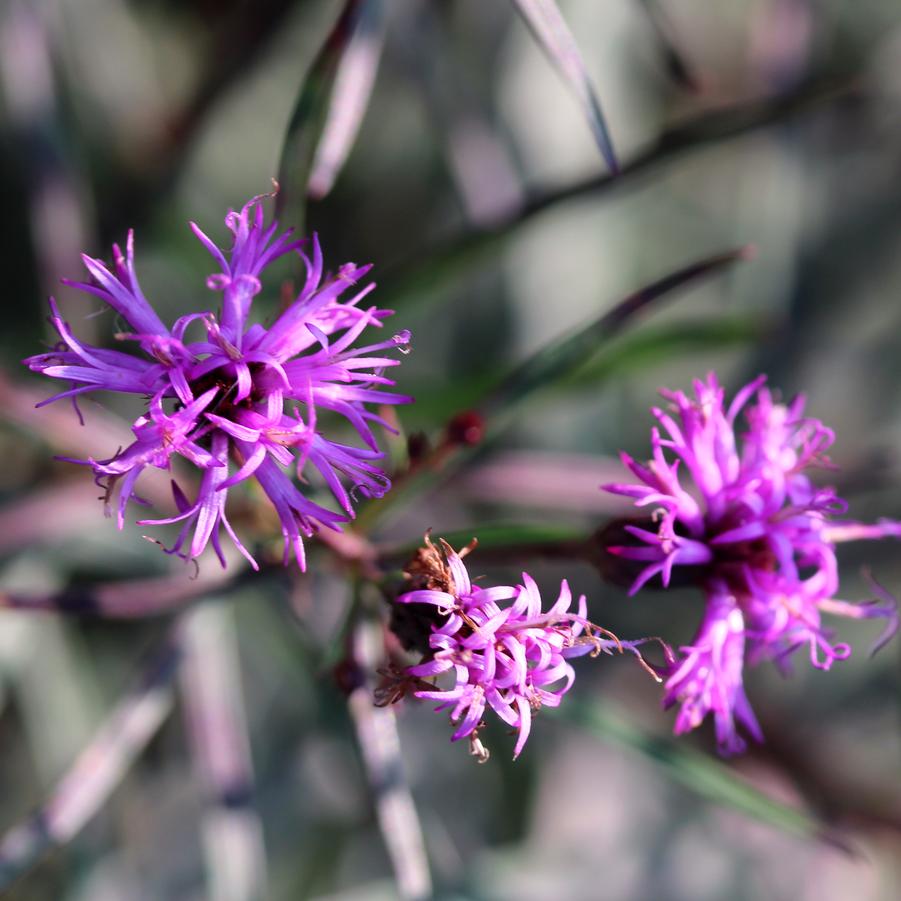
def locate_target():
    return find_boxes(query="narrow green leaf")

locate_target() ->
[558,698,849,848]
[275,0,366,233]
[406,316,764,426]
[510,0,619,173]
[480,246,754,424]
[565,314,769,388]
[308,0,386,200]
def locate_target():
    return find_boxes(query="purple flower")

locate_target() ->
[662,583,762,755]
[395,538,653,760]
[604,373,899,754]
[25,191,411,570]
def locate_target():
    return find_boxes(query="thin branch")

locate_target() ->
[0,525,380,619]
[0,480,101,555]
[0,560,249,619]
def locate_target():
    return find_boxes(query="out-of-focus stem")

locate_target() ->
[180,604,268,901]
[635,0,701,92]
[0,560,249,618]
[347,617,432,901]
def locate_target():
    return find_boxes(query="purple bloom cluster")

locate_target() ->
[604,374,899,753]
[25,192,411,570]
[397,540,642,759]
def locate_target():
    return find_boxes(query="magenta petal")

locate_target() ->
[512,697,532,760]
[397,590,456,608]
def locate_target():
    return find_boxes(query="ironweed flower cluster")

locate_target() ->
[25,192,411,570]
[24,193,899,762]
[392,537,660,760]
[604,373,899,754]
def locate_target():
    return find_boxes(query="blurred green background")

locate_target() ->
[0,0,900,898]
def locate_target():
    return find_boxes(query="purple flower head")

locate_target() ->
[604,373,899,753]
[662,583,762,755]
[25,191,412,570]
[394,537,658,761]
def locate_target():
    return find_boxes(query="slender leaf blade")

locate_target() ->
[308,0,386,200]
[405,315,765,425]
[565,314,769,388]
[275,0,365,232]
[510,0,619,173]
[480,245,754,422]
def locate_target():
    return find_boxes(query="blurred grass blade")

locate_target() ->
[308,0,385,200]
[276,0,365,232]
[0,628,180,889]
[510,0,619,173]
[559,698,848,847]
[482,245,753,420]
[181,604,268,901]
